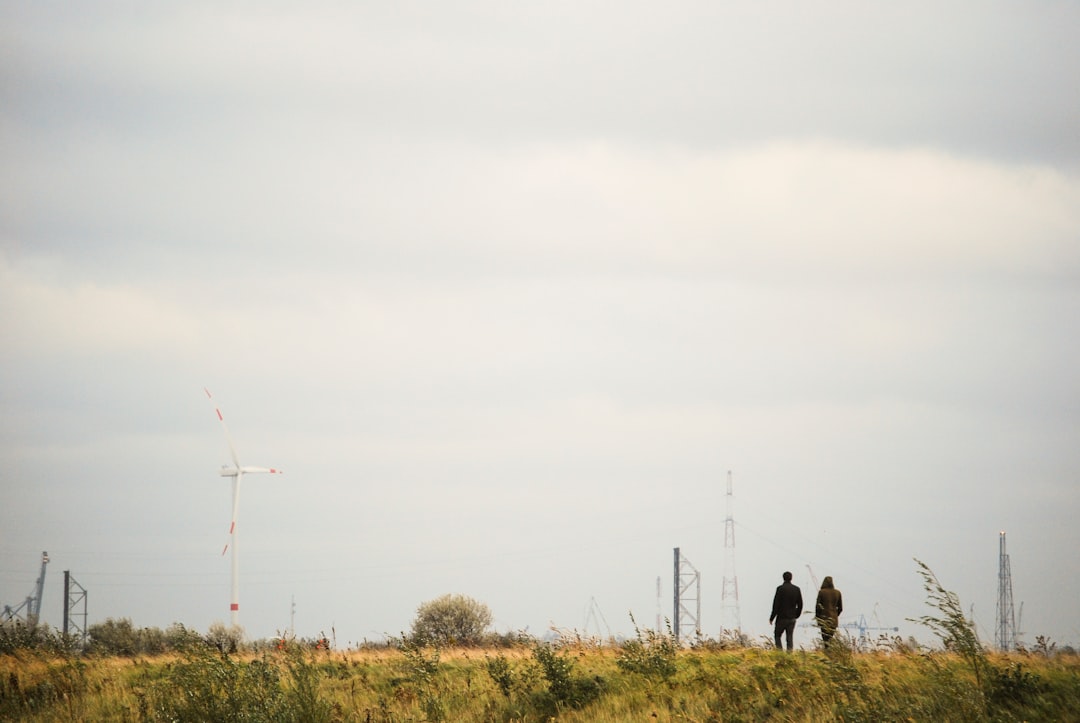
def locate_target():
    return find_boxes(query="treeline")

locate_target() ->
[0,618,334,657]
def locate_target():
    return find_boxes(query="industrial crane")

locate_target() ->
[1,551,50,627]
[841,610,899,647]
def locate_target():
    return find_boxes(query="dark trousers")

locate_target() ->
[774,618,796,650]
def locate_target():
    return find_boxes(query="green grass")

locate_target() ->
[3,640,1079,722]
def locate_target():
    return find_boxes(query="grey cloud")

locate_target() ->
[4,2,1078,162]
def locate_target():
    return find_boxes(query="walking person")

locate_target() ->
[815,575,843,647]
[769,571,803,651]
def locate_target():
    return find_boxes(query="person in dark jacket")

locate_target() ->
[769,571,803,651]
[815,575,843,646]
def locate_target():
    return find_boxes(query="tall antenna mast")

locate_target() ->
[995,531,1017,651]
[720,470,742,635]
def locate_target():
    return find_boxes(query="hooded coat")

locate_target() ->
[815,576,843,632]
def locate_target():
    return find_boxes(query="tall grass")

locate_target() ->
[2,563,1076,723]
[3,637,1078,721]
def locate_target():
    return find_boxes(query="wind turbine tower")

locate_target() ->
[995,531,1017,651]
[720,470,741,635]
[206,389,282,629]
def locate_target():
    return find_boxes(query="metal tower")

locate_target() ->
[673,547,701,642]
[63,571,88,646]
[719,470,742,635]
[995,531,1017,651]
[583,597,612,639]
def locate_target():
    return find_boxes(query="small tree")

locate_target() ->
[206,622,244,653]
[410,593,493,646]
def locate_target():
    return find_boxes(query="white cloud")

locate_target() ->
[0,255,202,359]
[2,1,1079,646]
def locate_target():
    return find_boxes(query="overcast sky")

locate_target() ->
[2,1,1079,650]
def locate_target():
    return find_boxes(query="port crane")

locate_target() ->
[2,551,50,626]
[841,608,899,647]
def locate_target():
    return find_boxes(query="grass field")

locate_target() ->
[3,635,1078,722]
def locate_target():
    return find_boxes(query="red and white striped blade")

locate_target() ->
[222,484,239,555]
[240,466,283,475]
[220,516,235,557]
[204,388,241,469]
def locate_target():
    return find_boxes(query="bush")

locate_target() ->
[532,641,605,711]
[87,618,168,657]
[0,621,75,655]
[988,661,1046,709]
[205,622,243,654]
[616,615,678,681]
[143,645,285,721]
[484,654,514,698]
[410,594,493,646]
[141,644,334,722]
[165,622,204,651]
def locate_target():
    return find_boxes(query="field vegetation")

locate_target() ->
[3,626,1078,721]
[2,563,1078,721]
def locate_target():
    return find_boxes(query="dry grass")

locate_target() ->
[3,643,1078,722]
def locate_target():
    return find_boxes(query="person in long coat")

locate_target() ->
[815,576,843,646]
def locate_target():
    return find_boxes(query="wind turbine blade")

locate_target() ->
[240,466,283,475]
[205,388,240,469]
[227,474,240,546]
[221,486,239,556]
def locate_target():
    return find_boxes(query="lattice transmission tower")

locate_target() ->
[719,470,741,636]
[63,571,88,647]
[673,547,701,642]
[995,531,1017,651]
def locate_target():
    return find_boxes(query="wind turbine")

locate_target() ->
[205,388,281,628]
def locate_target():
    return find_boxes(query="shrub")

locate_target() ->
[141,644,333,722]
[205,622,243,653]
[484,654,514,697]
[396,636,445,722]
[988,661,1046,709]
[532,641,605,711]
[87,618,168,656]
[165,622,204,651]
[410,594,493,646]
[0,621,74,655]
[142,645,285,721]
[616,614,678,681]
